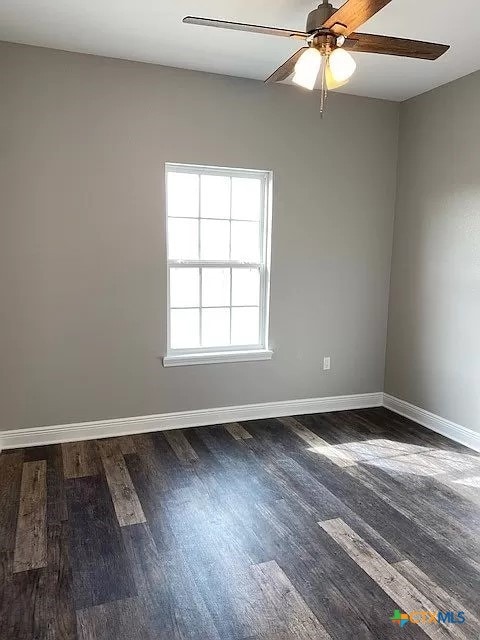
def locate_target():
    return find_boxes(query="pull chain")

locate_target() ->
[320,55,329,118]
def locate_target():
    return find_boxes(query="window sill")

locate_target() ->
[163,349,273,367]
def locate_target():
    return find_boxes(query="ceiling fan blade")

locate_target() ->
[183,16,308,39]
[345,33,450,60]
[323,0,393,36]
[265,48,309,84]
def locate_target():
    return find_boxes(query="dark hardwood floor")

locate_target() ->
[1,407,479,639]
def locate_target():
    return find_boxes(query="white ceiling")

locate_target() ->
[1,0,480,101]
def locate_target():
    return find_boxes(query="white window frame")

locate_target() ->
[163,163,273,367]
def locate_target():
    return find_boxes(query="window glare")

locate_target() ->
[170,268,199,308]
[231,177,261,221]
[168,218,198,260]
[231,221,260,262]
[170,309,200,349]
[200,219,230,260]
[167,172,199,218]
[232,307,260,345]
[201,175,230,219]
[202,268,230,307]
[232,269,260,306]
[202,308,230,347]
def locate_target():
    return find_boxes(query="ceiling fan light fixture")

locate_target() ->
[292,47,322,90]
[185,2,451,115]
[328,48,357,84]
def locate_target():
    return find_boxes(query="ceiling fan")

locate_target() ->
[183,0,450,114]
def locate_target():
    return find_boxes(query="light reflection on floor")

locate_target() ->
[307,435,480,505]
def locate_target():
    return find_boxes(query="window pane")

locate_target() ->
[167,172,199,218]
[202,308,230,347]
[231,177,262,221]
[231,307,260,345]
[202,268,230,307]
[200,219,230,260]
[232,268,260,306]
[201,175,230,219]
[168,218,199,260]
[170,309,200,349]
[170,268,199,308]
[230,221,260,262]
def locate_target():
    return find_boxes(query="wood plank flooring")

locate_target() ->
[0,407,479,640]
[13,460,47,573]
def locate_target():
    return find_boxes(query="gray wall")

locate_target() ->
[385,70,480,434]
[0,42,399,430]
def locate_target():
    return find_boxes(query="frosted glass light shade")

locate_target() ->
[328,48,356,84]
[292,48,322,90]
[325,62,349,90]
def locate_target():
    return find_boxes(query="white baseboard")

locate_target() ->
[2,391,478,454]
[0,392,383,450]
[383,393,480,453]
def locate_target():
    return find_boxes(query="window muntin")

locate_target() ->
[165,164,272,357]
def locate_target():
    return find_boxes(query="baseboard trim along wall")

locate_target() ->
[0,392,383,450]
[383,393,480,453]
[1,392,479,452]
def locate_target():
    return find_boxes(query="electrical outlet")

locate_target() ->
[323,356,331,371]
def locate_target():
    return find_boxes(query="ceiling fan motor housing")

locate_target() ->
[306,2,336,33]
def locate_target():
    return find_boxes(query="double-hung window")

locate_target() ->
[164,163,273,366]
